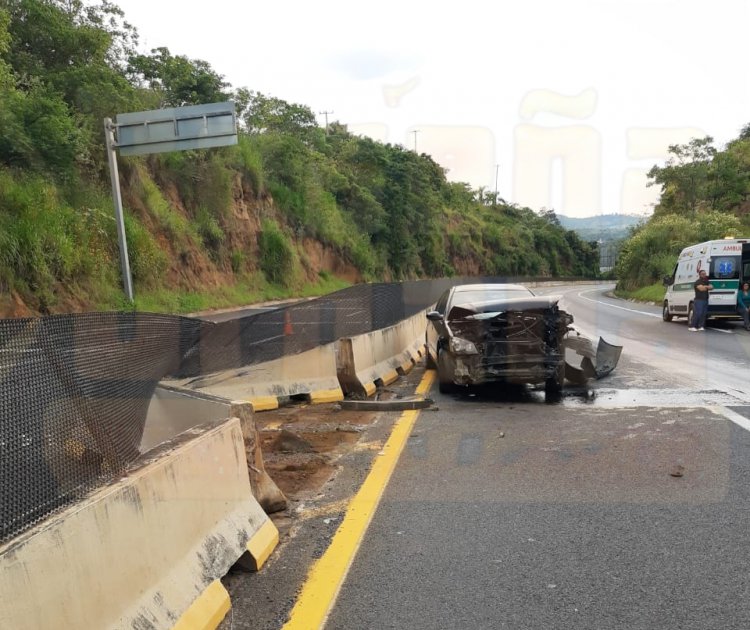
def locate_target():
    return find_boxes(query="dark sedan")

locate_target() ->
[425,283,573,400]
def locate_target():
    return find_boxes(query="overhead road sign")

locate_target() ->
[114,101,237,156]
[104,101,238,301]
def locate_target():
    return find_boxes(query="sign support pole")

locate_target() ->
[104,117,134,302]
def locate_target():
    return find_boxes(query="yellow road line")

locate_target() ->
[282,370,436,630]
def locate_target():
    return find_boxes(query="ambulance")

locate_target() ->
[662,238,750,324]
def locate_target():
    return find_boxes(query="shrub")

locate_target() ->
[230,249,245,274]
[258,219,295,286]
[194,206,225,254]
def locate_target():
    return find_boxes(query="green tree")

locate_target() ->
[127,46,229,107]
[239,90,318,138]
[648,137,717,215]
[615,211,741,290]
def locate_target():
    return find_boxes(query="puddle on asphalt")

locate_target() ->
[449,385,748,408]
[563,388,747,408]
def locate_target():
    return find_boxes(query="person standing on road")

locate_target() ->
[689,269,713,331]
[737,281,750,330]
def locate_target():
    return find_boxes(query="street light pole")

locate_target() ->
[412,129,419,153]
[494,164,499,200]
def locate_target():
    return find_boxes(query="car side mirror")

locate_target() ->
[426,311,444,322]
[663,275,674,286]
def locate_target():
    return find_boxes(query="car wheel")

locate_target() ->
[687,302,695,327]
[662,301,673,322]
[437,349,454,394]
[544,361,565,403]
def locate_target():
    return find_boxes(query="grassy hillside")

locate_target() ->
[0,1,600,316]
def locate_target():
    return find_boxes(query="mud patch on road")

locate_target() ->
[254,401,380,501]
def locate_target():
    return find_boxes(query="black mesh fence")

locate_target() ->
[0,313,203,543]
[0,276,560,544]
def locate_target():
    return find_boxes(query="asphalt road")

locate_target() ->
[552,284,750,400]
[328,403,750,629]
[326,283,750,629]
[226,282,750,629]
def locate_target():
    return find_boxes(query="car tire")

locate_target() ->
[687,302,695,327]
[437,349,454,394]
[662,301,673,322]
[544,361,565,403]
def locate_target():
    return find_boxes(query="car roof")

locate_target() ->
[451,283,530,293]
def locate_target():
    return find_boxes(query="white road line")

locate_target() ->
[576,290,661,318]
[712,406,750,433]
[576,289,734,333]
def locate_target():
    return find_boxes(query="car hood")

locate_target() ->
[447,295,563,320]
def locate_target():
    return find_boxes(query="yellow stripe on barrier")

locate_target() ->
[363,381,377,397]
[246,519,280,571]
[248,396,279,412]
[380,369,399,386]
[282,369,436,630]
[172,580,230,630]
[309,388,345,404]
[399,360,414,375]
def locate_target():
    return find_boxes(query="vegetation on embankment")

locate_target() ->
[615,132,750,295]
[0,0,599,317]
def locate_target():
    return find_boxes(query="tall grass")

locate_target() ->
[131,163,200,246]
[0,170,113,304]
[233,135,264,196]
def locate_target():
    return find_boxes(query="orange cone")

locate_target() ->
[283,311,293,336]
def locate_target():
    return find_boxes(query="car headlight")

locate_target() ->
[449,337,479,354]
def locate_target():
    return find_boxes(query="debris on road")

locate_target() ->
[339,397,435,411]
[564,329,623,385]
[670,464,685,478]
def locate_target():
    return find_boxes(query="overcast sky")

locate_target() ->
[115,0,750,218]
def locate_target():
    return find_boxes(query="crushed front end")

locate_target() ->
[445,297,574,386]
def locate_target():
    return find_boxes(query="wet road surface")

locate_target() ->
[224,282,750,629]
[327,390,750,629]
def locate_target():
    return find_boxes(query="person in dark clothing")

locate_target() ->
[737,281,750,330]
[689,269,713,331]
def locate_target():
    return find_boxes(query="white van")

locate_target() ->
[662,238,750,324]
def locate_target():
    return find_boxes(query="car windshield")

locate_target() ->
[451,289,532,306]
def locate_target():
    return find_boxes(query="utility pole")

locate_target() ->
[319,110,334,133]
[494,164,500,200]
[412,129,420,153]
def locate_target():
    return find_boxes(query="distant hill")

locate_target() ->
[556,213,645,242]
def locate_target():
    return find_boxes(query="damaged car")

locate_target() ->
[425,283,574,400]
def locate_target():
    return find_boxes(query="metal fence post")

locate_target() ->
[104,118,134,302]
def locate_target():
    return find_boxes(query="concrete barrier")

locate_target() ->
[336,310,427,397]
[0,418,278,630]
[142,384,287,513]
[168,342,343,411]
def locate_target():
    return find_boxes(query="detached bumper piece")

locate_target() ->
[564,331,623,384]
